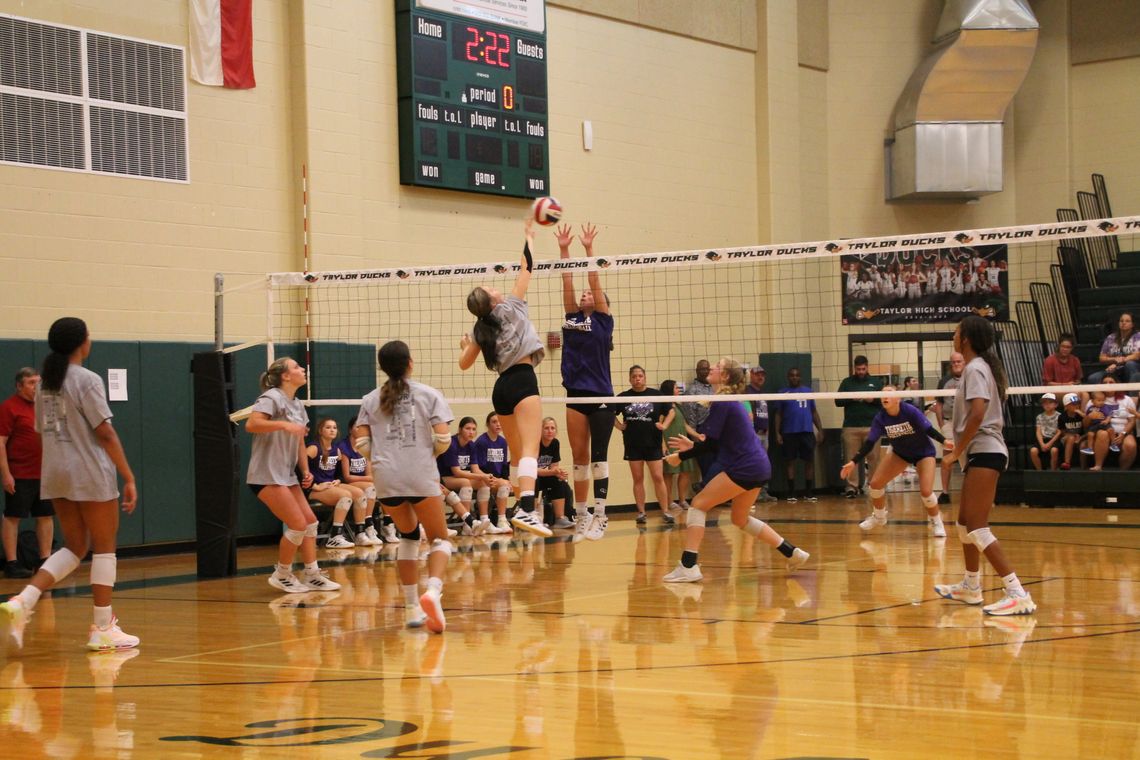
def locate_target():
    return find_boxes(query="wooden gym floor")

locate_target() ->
[1,495,1138,759]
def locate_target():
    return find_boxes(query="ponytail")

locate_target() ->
[41,317,88,392]
[378,340,412,415]
[979,348,1008,403]
[467,287,502,370]
[959,315,1007,402]
[259,357,293,392]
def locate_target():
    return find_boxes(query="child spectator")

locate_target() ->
[1058,393,1085,470]
[1029,393,1061,470]
[1081,391,1114,470]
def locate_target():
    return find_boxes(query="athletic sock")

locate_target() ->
[519,492,536,513]
[303,561,319,574]
[776,540,795,559]
[402,583,419,605]
[16,585,42,610]
[463,512,477,528]
[574,501,589,516]
[274,563,292,578]
[354,522,366,535]
[330,523,344,536]
[364,516,375,530]
[964,570,981,589]
[594,499,607,517]
[1002,572,1025,596]
[93,605,113,629]
[426,576,443,593]
[681,550,699,568]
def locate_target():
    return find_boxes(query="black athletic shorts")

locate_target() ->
[726,473,767,492]
[537,477,571,505]
[4,479,54,519]
[492,363,540,416]
[379,495,437,508]
[781,431,816,461]
[623,444,663,462]
[964,452,1008,472]
[892,450,934,466]
[566,387,608,416]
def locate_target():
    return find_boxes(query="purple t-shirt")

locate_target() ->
[437,436,476,477]
[778,386,816,434]
[868,402,937,461]
[308,443,340,484]
[702,399,771,483]
[337,439,369,477]
[474,432,510,477]
[561,310,614,395]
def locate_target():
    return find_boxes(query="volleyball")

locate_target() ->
[531,196,562,226]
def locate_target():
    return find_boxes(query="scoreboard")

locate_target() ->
[395,0,550,198]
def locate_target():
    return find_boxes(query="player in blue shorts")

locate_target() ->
[840,387,949,538]
[661,358,809,583]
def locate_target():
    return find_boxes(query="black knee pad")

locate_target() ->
[397,524,422,541]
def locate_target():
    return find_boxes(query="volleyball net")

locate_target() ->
[217,214,1140,416]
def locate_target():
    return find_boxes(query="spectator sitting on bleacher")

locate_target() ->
[1104,377,1138,469]
[1058,393,1085,470]
[1029,393,1061,471]
[1043,334,1082,388]
[1087,312,1140,385]
[1081,391,1114,471]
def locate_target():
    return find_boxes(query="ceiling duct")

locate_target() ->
[885,0,1038,201]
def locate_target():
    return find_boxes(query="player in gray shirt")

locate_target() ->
[934,351,964,505]
[937,316,1036,617]
[1,317,139,652]
[245,357,340,596]
[460,218,551,539]
[354,340,453,633]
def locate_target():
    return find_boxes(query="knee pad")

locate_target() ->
[445,491,461,507]
[518,457,538,481]
[477,486,491,502]
[335,496,353,512]
[591,461,609,480]
[686,508,707,528]
[956,523,970,543]
[40,547,80,583]
[496,485,512,500]
[363,485,376,500]
[90,553,116,587]
[429,540,453,558]
[398,524,423,541]
[305,522,318,538]
[868,487,885,500]
[283,526,305,545]
[921,493,939,509]
[969,527,996,551]
[459,486,473,502]
[397,537,420,561]
[573,464,590,482]
[743,516,766,538]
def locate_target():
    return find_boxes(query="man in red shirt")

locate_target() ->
[1043,334,1083,387]
[0,368,55,578]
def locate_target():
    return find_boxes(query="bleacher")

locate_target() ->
[997,173,1140,507]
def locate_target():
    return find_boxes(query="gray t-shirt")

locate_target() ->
[938,375,959,420]
[35,365,118,501]
[681,379,713,427]
[474,294,544,372]
[953,357,1007,456]
[246,387,308,486]
[1036,410,1060,440]
[357,380,454,499]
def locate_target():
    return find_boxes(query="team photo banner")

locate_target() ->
[268,215,1140,287]
[841,244,1008,324]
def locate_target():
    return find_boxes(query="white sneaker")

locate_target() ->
[460,519,477,537]
[446,528,459,539]
[483,521,506,535]
[663,561,702,583]
[584,514,608,541]
[301,569,342,591]
[552,516,574,530]
[406,603,428,628]
[269,572,310,594]
[983,590,1037,616]
[86,617,140,651]
[381,523,399,544]
[365,525,382,544]
[420,587,446,633]
[934,582,983,605]
[929,517,947,538]
[510,510,553,538]
[355,530,378,547]
[859,512,888,531]
[573,513,593,543]
[786,547,810,571]
[474,517,491,536]
[325,534,353,549]
[496,517,513,534]
[0,597,31,650]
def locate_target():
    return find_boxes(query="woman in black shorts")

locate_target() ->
[615,365,674,526]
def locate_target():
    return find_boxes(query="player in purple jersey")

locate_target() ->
[840,389,950,538]
[661,358,810,583]
[306,418,378,548]
[472,411,513,533]
[436,416,490,537]
[555,222,617,542]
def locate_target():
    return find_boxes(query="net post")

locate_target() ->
[265,275,275,365]
[213,272,224,352]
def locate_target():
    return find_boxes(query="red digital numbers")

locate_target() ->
[465,26,510,67]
